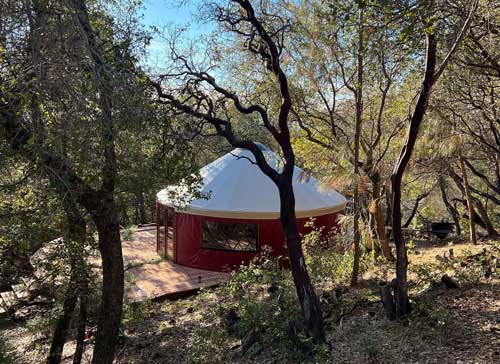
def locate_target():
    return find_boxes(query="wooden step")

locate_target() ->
[12,284,29,300]
[0,291,17,309]
[21,277,36,291]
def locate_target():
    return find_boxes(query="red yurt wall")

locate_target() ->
[174,212,340,272]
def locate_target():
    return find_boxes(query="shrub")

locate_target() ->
[122,299,152,327]
[188,252,329,363]
[302,222,373,285]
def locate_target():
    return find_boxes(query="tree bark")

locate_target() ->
[138,191,147,224]
[459,153,477,244]
[473,198,498,237]
[402,191,430,228]
[370,189,394,261]
[91,198,124,364]
[47,277,78,364]
[278,182,325,344]
[68,2,125,362]
[438,176,461,235]
[351,5,364,287]
[390,32,438,317]
[72,284,88,364]
[47,201,87,364]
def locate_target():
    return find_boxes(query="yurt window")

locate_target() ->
[201,221,258,252]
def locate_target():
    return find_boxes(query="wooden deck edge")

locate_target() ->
[128,282,225,304]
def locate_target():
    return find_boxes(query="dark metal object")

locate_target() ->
[430,222,454,239]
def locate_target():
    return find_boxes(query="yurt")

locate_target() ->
[156,144,346,272]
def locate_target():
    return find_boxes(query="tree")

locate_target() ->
[390,0,477,317]
[287,0,415,262]
[458,151,477,244]
[0,1,167,362]
[151,0,326,343]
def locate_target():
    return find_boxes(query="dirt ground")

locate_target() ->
[1,240,499,364]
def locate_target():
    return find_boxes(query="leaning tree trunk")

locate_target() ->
[473,198,498,237]
[370,181,395,261]
[438,176,461,235]
[459,154,477,244]
[47,274,79,364]
[391,1,476,317]
[278,182,325,344]
[391,32,438,318]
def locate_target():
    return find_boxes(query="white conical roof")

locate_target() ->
[157,145,346,219]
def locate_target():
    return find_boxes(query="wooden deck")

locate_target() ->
[122,226,229,302]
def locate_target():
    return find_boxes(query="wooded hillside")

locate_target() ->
[0,0,499,363]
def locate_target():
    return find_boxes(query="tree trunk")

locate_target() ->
[138,191,147,224]
[390,33,438,317]
[390,2,476,317]
[473,198,498,237]
[69,2,124,362]
[72,291,88,364]
[91,197,124,364]
[390,174,411,317]
[459,154,477,244]
[278,183,325,344]
[385,183,392,227]
[47,277,78,364]
[351,5,364,287]
[369,181,394,261]
[402,191,430,228]
[379,281,395,320]
[438,176,461,235]
[47,199,87,364]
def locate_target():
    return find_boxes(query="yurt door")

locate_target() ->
[156,203,176,261]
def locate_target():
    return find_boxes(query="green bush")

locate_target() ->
[122,299,152,327]
[302,221,373,285]
[188,252,329,363]
[411,297,450,337]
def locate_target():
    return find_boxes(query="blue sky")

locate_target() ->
[142,0,196,28]
[140,0,212,67]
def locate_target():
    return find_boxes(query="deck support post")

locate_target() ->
[156,202,160,253]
